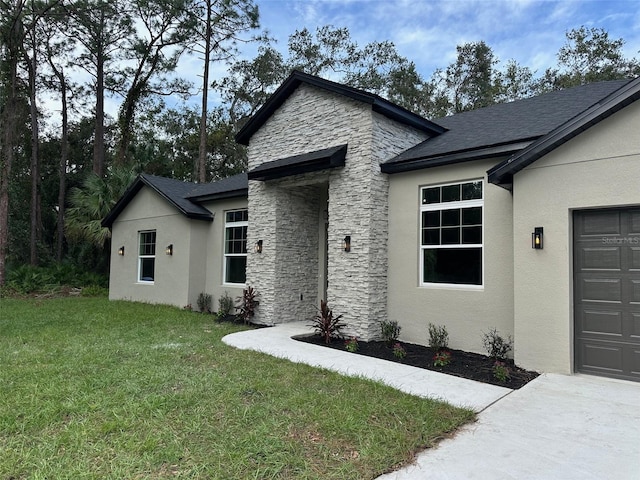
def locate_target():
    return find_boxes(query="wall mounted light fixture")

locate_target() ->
[118,246,125,256]
[165,244,173,255]
[532,227,543,249]
[254,239,263,254]
[343,235,351,252]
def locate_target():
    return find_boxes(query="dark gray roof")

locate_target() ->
[382,80,631,174]
[235,70,446,146]
[489,76,640,187]
[248,144,347,181]
[102,173,248,227]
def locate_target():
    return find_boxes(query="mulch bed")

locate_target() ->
[295,335,539,389]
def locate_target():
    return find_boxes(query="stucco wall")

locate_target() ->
[201,196,248,312]
[109,187,202,307]
[245,83,429,339]
[513,100,640,374]
[387,159,515,354]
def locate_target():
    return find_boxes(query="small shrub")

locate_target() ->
[380,320,401,345]
[308,299,345,344]
[482,328,513,360]
[433,350,452,367]
[428,323,449,351]
[197,292,212,313]
[393,343,407,360]
[344,337,359,353]
[493,361,511,382]
[218,291,234,316]
[236,286,259,324]
[81,285,108,297]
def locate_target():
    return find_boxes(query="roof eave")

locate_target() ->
[187,188,249,202]
[489,76,640,188]
[235,70,445,145]
[381,141,533,174]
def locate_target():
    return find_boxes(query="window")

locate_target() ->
[420,180,483,286]
[138,230,156,283]
[224,209,248,284]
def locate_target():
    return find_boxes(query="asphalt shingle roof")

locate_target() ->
[384,80,631,170]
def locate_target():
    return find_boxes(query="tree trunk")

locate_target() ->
[197,1,212,184]
[28,19,41,266]
[57,69,69,261]
[93,44,105,177]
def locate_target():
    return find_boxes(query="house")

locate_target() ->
[103,71,640,383]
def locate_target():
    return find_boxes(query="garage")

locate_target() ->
[574,208,640,381]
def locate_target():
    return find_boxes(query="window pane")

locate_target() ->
[225,226,247,254]
[422,211,440,228]
[442,184,460,202]
[140,257,155,281]
[139,231,156,255]
[422,187,440,204]
[462,226,482,244]
[423,248,482,285]
[441,209,460,226]
[462,207,482,225]
[462,181,482,200]
[422,229,440,245]
[225,256,246,284]
[441,227,460,244]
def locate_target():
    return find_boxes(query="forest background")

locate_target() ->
[1,0,639,289]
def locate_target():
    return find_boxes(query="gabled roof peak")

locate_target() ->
[235,70,446,145]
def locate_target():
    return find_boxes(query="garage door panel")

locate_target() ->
[580,310,623,336]
[630,248,640,270]
[580,342,624,373]
[632,313,640,338]
[630,348,640,377]
[580,211,621,235]
[581,278,621,302]
[629,211,640,233]
[581,247,621,270]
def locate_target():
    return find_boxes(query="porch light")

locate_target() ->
[532,227,543,249]
[343,235,351,252]
[118,246,125,256]
[165,244,173,255]
[254,240,263,254]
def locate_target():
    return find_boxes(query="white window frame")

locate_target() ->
[419,180,484,289]
[223,209,248,286]
[138,230,156,284]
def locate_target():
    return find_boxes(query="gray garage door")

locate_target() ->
[574,208,640,382]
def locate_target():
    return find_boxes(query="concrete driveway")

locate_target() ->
[378,373,640,479]
[223,324,640,479]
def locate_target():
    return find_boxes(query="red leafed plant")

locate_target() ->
[309,300,346,344]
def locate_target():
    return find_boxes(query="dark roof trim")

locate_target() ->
[235,70,446,145]
[248,144,347,181]
[489,76,640,188]
[381,141,533,174]
[101,175,213,228]
[187,187,248,202]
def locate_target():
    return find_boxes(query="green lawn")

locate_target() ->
[0,297,474,479]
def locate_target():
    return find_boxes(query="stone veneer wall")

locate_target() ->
[246,83,429,338]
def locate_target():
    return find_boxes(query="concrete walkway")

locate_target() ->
[223,323,640,480]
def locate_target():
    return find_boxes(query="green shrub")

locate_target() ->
[197,292,213,313]
[218,291,234,316]
[81,285,109,297]
[393,343,407,360]
[344,337,359,353]
[380,320,401,345]
[6,263,107,294]
[433,350,452,367]
[493,361,511,382]
[482,328,513,360]
[428,323,449,351]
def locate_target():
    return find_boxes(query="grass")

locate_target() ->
[0,297,474,479]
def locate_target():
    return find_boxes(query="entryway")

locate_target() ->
[574,208,640,382]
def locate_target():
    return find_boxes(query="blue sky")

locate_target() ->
[248,0,640,78]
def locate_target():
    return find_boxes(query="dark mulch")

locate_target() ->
[295,335,539,389]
